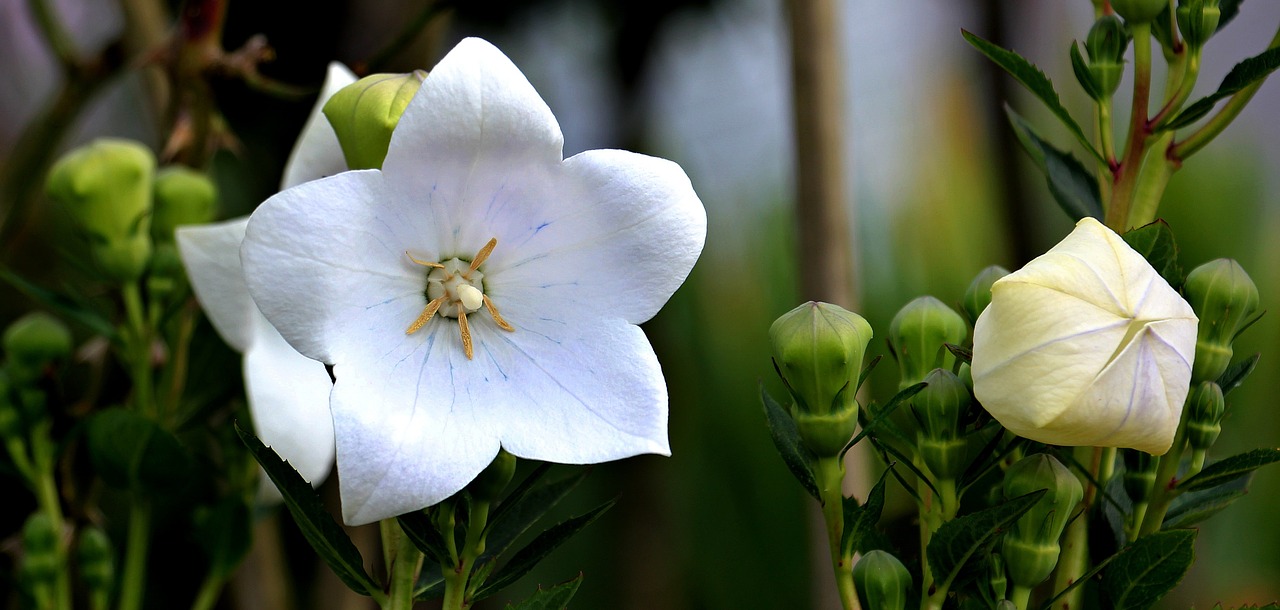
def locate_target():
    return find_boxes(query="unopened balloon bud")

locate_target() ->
[1001,454,1082,588]
[323,71,427,170]
[963,266,1010,323]
[152,166,217,244]
[3,313,71,386]
[1183,259,1258,383]
[466,449,517,503]
[853,550,912,610]
[889,296,966,389]
[1112,0,1169,23]
[1185,380,1224,451]
[1177,0,1221,48]
[1122,449,1158,504]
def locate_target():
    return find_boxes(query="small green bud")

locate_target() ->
[1112,0,1169,23]
[770,302,873,456]
[1001,454,1083,588]
[852,550,912,610]
[1122,449,1158,504]
[988,552,1008,602]
[77,526,115,593]
[915,369,972,479]
[963,265,1009,323]
[1177,0,1221,48]
[4,312,72,386]
[466,449,517,503]
[323,71,427,170]
[1183,259,1259,383]
[147,243,186,301]
[1087,15,1130,64]
[22,513,58,555]
[46,138,155,282]
[889,296,966,389]
[151,166,217,244]
[1185,380,1224,451]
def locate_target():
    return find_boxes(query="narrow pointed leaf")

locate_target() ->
[843,382,926,455]
[236,423,378,596]
[482,467,592,562]
[1218,0,1244,31]
[841,467,891,556]
[87,408,193,490]
[397,511,451,565]
[926,490,1045,591]
[1162,473,1251,529]
[504,574,584,610]
[963,30,1104,162]
[1164,47,1280,131]
[1217,354,1260,396]
[0,269,116,339]
[1101,529,1197,610]
[1070,42,1102,101]
[473,499,615,600]
[1006,106,1103,222]
[1177,448,1280,492]
[1121,221,1182,288]
[761,385,821,501]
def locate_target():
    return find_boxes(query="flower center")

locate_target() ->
[405,237,515,359]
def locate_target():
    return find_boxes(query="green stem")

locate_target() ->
[117,500,152,610]
[31,426,70,610]
[1126,132,1178,229]
[1009,584,1033,610]
[384,520,424,610]
[441,499,492,610]
[1152,50,1200,127]
[1174,22,1280,159]
[121,282,154,417]
[1098,98,1117,165]
[1052,446,1093,609]
[188,572,224,610]
[815,457,859,610]
[26,0,78,68]
[1106,21,1153,232]
[1138,397,1193,537]
[1188,449,1207,478]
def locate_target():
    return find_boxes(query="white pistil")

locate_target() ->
[405,237,514,359]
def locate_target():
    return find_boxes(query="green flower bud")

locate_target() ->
[46,138,155,282]
[147,243,186,301]
[996,602,1017,610]
[151,166,217,244]
[770,302,873,456]
[915,369,972,479]
[889,296,966,389]
[1087,15,1131,64]
[988,552,1008,602]
[1001,454,1083,588]
[323,71,427,170]
[1185,380,1224,451]
[1122,448,1158,504]
[1183,259,1258,383]
[77,526,115,594]
[1177,0,1221,48]
[963,265,1010,323]
[852,550,912,610]
[466,449,517,503]
[4,312,72,386]
[1112,0,1169,23]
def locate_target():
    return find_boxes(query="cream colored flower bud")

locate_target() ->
[971,218,1198,455]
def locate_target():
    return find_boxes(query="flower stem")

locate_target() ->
[1174,21,1280,160]
[382,520,424,610]
[1009,584,1033,610]
[1106,21,1153,232]
[815,456,860,610]
[117,499,152,610]
[122,281,154,417]
[1125,132,1178,229]
[1138,397,1193,537]
[441,499,492,610]
[188,572,225,610]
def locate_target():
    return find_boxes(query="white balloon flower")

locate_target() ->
[177,62,357,500]
[240,39,707,525]
[971,217,1198,455]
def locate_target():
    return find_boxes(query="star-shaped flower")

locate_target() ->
[177,62,356,500]
[240,39,707,525]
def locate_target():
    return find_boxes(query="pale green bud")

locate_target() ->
[46,138,155,282]
[1177,0,1221,48]
[988,552,1008,602]
[1183,259,1258,383]
[770,302,873,456]
[1001,454,1083,588]
[467,449,517,503]
[963,266,1009,323]
[151,166,217,244]
[77,526,115,593]
[21,513,60,584]
[1122,449,1158,504]
[323,71,427,170]
[4,312,72,386]
[1087,15,1130,64]
[1185,380,1224,451]
[915,369,971,479]
[889,296,966,389]
[853,550,912,610]
[1112,0,1169,23]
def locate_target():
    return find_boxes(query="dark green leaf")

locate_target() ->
[857,355,883,393]
[1121,221,1182,288]
[87,408,192,490]
[194,496,253,579]
[1177,448,1280,492]
[1164,47,1280,131]
[236,423,379,596]
[1070,41,1102,101]
[761,385,820,501]
[944,343,972,365]
[926,490,1045,591]
[1217,354,1260,396]
[1101,529,1196,610]
[1218,0,1245,31]
[482,467,592,563]
[963,30,1104,162]
[1006,106,1103,222]
[841,467,890,557]
[1162,472,1251,529]
[844,382,926,456]
[397,511,451,565]
[0,269,116,339]
[503,574,583,610]
[473,499,615,600]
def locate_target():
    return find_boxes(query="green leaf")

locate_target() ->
[397,511,451,565]
[1121,221,1182,288]
[844,382,926,456]
[761,385,821,501]
[944,343,972,366]
[503,574,584,610]
[1218,0,1245,31]
[1177,448,1280,492]
[482,467,592,563]
[925,490,1045,591]
[1217,354,1260,396]
[962,30,1104,163]
[1162,472,1251,529]
[472,499,615,600]
[1101,529,1196,610]
[235,423,379,596]
[1006,106,1103,222]
[0,269,116,339]
[841,467,890,557]
[193,496,253,579]
[1070,41,1102,101]
[1164,47,1280,131]
[857,355,882,393]
[86,408,192,490]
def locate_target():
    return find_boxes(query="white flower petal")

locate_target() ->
[281,62,357,190]
[176,218,255,352]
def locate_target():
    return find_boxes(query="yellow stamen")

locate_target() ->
[406,251,446,270]
[458,305,474,359]
[468,238,498,275]
[483,295,515,332]
[406,296,446,334]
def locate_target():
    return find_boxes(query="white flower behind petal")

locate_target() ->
[241,38,706,525]
[971,217,1197,455]
[281,62,357,190]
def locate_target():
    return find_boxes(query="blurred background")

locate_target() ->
[2,0,1279,607]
